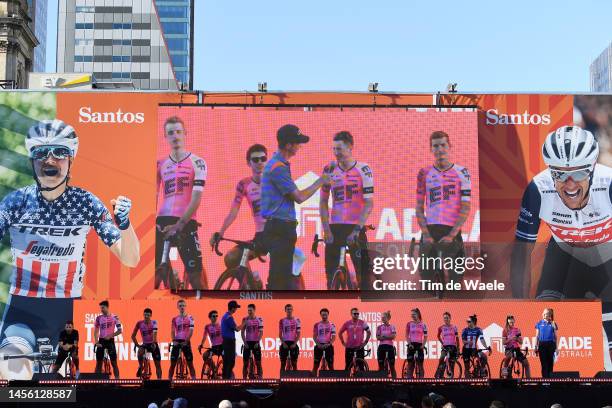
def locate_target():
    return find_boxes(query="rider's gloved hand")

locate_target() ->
[111,196,132,230]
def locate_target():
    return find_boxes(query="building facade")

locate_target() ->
[57,0,194,90]
[590,43,611,92]
[28,0,46,72]
[0,0,38,88]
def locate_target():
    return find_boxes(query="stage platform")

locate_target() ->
[2,378,612,407]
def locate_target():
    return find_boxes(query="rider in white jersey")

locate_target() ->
[511,126,612,299]
[0,120,139,379]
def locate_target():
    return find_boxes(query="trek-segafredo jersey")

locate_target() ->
[0,185,121,298]
[515,164,612,266]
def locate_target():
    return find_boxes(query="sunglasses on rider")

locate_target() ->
[550,168,592,182]
[250,156,267,163]
[30,146,72,161]
[211,314,218,318]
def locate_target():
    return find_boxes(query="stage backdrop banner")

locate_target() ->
[74,299,602,378]
[157,107,480,290]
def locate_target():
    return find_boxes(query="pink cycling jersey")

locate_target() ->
[340,319,370,348]
[205,323,223,346]
[244,317,264,342]
[321,161,374,225]
[279,317,301,342]
[135,319,158,344]
[407,321,428,344]
[172,314,194,341]
[438,324,458,347]
[95,314,121,339]
[234,177,265,232]
[313,321,336,344]
[416,164,471,227]
[504,327,522,349]
[376,323,397,346]
[157,153,207,218]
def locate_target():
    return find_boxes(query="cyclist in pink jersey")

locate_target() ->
[168,299,196,379]
[93,300,122,378]
[416,131,471,284]
[131,307,162,379]
[312,308,337,375]
[405,308,428,378]
[241,304,264,378]
[339,307,371,370]
[279,304,301,374]
[199,310,223,358]
[435,311,460,378]
[320,131,374,289]
[156,116,207,290]
[376,311,397,377]
[501,315,530,378]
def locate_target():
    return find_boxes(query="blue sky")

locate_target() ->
[46,0,611,92]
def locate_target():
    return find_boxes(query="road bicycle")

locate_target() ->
[212,235,265,290]
[241,344,261,379]
[347,348,370,377]
[402,345,427,378]
[170,343,189,380]
[435,346,463,379]
[198,346,223,379]
[462,348,491,379]
[311,225,375,290]
[500,347,529,379]
[155,222,203,293]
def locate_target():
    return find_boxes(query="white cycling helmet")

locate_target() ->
[542,125,598,168]
[25,119,79,158]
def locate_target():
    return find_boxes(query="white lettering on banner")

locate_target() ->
[485,109,551,126]
[85,324,94,341]
[78,106,145,124]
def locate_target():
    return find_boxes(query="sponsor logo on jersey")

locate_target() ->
[78,106,145,124]
[485,109,551,126]
[549,219,612,246]
[552,212,571,218]
[552,218,573,225]
[17,225,83,236]
[22,241,76,257]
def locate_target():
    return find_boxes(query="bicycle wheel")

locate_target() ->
[449,359,462,379]
[480,361,491,378]
[401,359,409,378]
[499,359,508,379]
[215,358,224,379]
[200,360,210,379]
[214,267,254,290]
[142,358,151,380]
[104,359,111,376]
[331,268,348,290]
[354,358,369,375]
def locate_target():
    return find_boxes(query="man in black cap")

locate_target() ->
[221,300,244,379]
[260,124,330,289]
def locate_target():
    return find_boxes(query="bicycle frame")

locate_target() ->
[200,348,223,379]
[171,343,189,380]
[213,236,265,290]
[348,348,370,377]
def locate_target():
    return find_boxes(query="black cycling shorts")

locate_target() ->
[170,341,193,362]
[406,343,425,362]
[96,339,117,362]
[243,341,262,362]
[140,343,161,361]
[279,341,299,361]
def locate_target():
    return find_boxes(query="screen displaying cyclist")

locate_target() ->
[51,320,79,378]
[405,308,428,378]
[461,314,490,378]
[511,125,612,299]
[156,116,207,290]
[131,308,162,379]
[168,299,196,379]
[241,304,264,379]
[435,311,459,378]
[312,308,337,375]
[198,310,223,366]
[376,310,397,378]
[339,307,371,371]
[94,300,122,378]
[320,131,374,289]
[0,120,138,378]
[501,315,530,378]
[279,303,301,374]
[416,131,471,283]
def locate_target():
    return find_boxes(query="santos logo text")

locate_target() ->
[485,109,551,125]
[79,107,145,124]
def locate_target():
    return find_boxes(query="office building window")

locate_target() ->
[75,23,94,29]
[161,22,188,35]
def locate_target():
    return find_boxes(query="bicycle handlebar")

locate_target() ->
[212,234,266,263]
[311,224,375,257]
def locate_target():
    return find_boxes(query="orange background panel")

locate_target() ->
[73,299,602,378]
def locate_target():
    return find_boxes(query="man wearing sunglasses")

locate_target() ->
[156,116,207,290]
[512,125,612,300]
[0,120,139,378]
[338,307,371,371]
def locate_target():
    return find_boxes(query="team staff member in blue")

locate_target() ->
[221,300,245,379]
[260,124,330,289]
[535,307,558,378]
